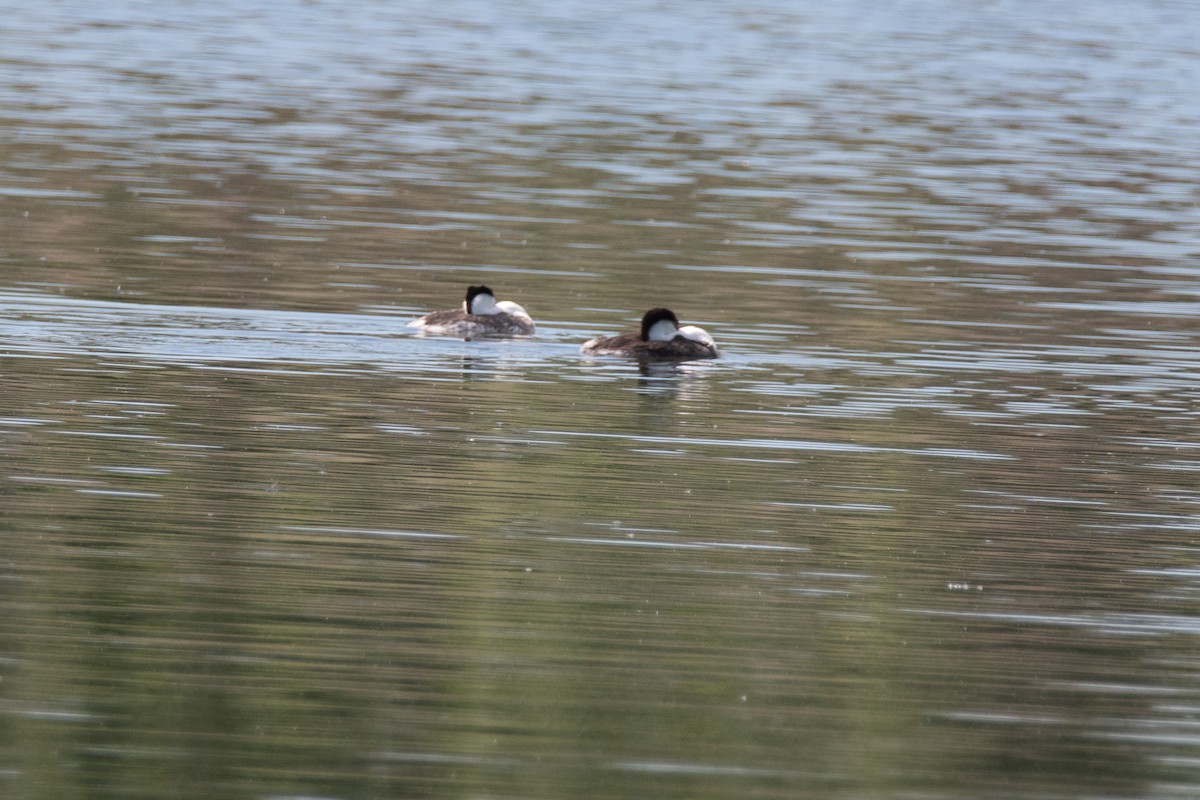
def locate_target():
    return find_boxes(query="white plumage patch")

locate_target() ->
[677,325,715,346]
[494,300,531,320]
[468,292,500,315]
[646,318,679,342]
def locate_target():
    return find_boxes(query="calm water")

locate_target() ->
[4,1,1200,798]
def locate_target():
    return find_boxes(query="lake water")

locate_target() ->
[3,1,1200,797]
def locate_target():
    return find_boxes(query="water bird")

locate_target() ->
[581,307,719,361]
[409,285,534,337]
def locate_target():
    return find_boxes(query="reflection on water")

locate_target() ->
[4,0,1200,798]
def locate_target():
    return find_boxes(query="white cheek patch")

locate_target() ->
[677,325,715,346]
[646,319,679,342]
[469,293,501,315]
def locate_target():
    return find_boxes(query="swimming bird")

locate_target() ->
[581,307,719,361]
[409,285,534,337]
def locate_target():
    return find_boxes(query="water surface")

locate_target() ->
[3,1,1200,798]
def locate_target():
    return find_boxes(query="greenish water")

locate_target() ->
[3,1,1200,798]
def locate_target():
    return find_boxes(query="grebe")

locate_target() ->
[581,307,719,361]
[409,285,534,337]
